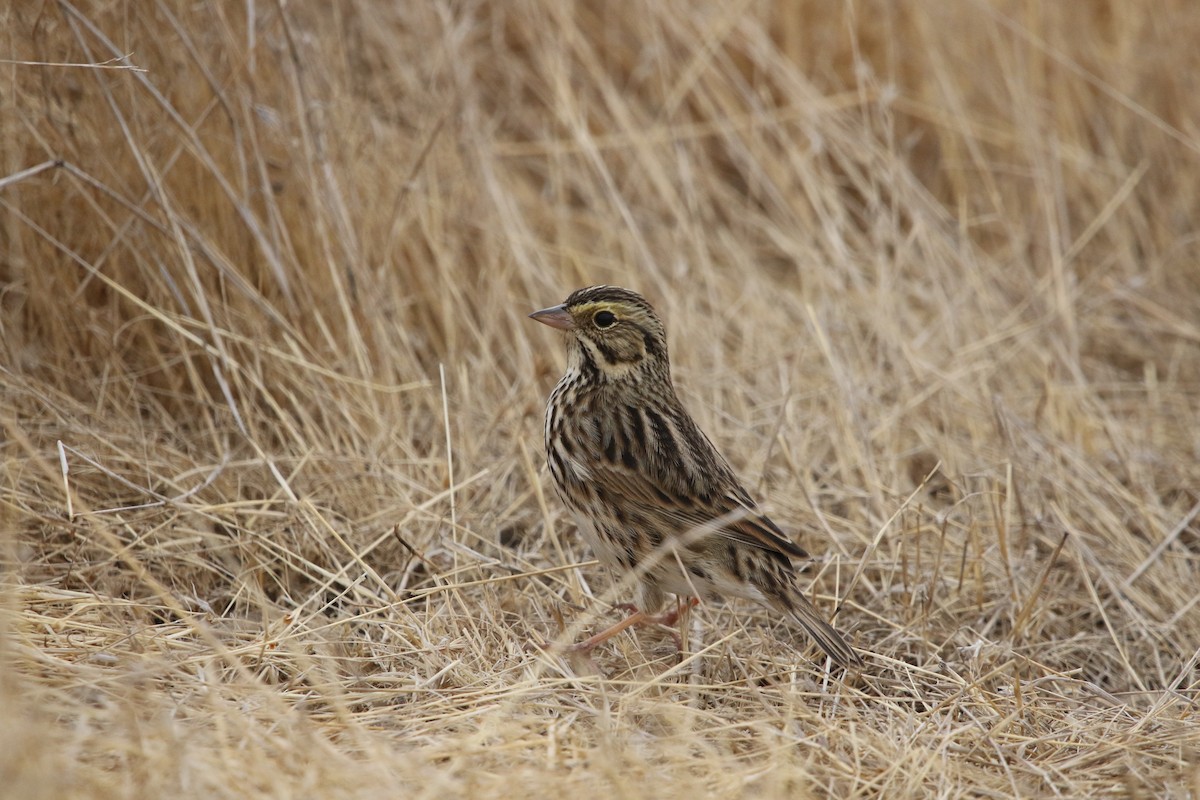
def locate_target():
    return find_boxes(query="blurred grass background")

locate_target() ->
[2,1,1199,797]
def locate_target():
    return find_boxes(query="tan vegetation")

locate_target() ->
[2,1,1199,797]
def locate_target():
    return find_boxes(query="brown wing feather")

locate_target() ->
[586,398,807,560]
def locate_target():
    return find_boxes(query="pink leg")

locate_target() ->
[568,597,700,653]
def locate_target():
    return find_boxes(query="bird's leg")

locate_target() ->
[526,595,704,654]
[614,594,699,625]
[653,596,699,654]
[568,609,651,652]
[649,596,699,628]
[525,605,675,654]
[567,597,700,653]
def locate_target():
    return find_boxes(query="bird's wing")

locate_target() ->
[586,402,808,560]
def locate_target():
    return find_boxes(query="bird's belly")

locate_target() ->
[569,511,764,604]
[568,513,636,571]
[647,553,763,603]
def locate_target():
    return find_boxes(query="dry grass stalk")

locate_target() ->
[2,2,1198,797]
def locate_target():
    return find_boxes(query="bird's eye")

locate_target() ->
[593,310,617,329]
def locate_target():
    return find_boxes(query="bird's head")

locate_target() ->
[529,285,670,382]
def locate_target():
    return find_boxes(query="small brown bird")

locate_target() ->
[530,286,862,668]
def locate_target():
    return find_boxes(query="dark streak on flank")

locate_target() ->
[604,435,618,463]
[625,405,646,450]
[644,408,675,459]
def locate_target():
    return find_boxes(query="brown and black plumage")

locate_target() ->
[529,285,863,668]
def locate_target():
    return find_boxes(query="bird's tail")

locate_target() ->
[768,586,863,669]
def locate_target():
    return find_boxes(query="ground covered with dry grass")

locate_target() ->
[2,1,1199,797]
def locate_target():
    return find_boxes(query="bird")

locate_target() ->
[528,285,863,668]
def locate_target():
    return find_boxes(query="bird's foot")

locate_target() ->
[529,598,701,655]
[579,597,700,653]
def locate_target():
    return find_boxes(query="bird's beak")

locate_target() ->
[528,304,574,331]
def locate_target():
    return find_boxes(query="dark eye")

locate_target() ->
[593,310,617,329]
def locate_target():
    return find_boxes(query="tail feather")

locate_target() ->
[770,589,863,669]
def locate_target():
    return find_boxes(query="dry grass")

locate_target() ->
[2,1,1199,796]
